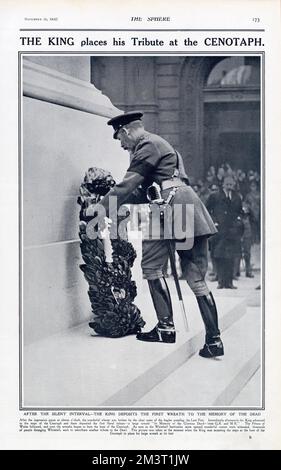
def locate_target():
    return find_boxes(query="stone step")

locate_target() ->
[134,307,261,407]
[23,293,247,408]
[231,367,261,406]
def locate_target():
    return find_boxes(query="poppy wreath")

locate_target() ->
[78,167,145,337]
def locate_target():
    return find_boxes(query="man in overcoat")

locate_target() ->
[206,176,243,289]
[88,111,224,358]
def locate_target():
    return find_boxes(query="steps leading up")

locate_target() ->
[231,366,261,407]
[134,307,261,407]
[23,292,250,408]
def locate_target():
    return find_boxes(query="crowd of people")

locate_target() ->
[190,163,261,289]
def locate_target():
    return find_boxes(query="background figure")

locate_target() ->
[198,181,211,205]
[216,166,225,188]
[245,180,261,244]
[191,183,200,195]
[206,184,220,281]
[241,201,254,277]
[206,176,243,289]
[233,253,241,279]
[237,170,249,199]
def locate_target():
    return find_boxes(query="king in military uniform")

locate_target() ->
[91,111,224,358]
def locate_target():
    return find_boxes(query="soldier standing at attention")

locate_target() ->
[89,111,224,358]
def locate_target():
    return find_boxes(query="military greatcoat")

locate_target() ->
[97,131,217,282]
[101,131,217,238]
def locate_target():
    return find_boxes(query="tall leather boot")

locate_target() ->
[197,292,224,358]
[136,278,176,343]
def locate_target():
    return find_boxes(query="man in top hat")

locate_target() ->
[88,111,224,358]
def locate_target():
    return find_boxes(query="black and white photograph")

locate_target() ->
[21,54,263,408]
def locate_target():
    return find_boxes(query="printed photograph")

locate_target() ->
[21,54,262,408]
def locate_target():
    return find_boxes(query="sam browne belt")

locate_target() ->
[160,178,188,191]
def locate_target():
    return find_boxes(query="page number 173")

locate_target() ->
[252,18,260,22]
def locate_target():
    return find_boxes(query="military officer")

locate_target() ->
[90,111,224,358]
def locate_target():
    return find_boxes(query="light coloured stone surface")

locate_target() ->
[231,367,261,406]
[23,59,120,117]
[23,96,127,246]
[24,56,91,82]
[23,242,90,345]
[22,65,128,347]
[23,294,245,407]
[135,307,261,407]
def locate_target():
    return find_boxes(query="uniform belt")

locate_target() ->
[160,178,187,191]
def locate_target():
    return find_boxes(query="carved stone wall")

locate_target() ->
[91,57,158,132]
[22,57,125,345]
[179,57,224,178]
[204,101,260,171]
[155,57,181,149]
[91,56,261,179]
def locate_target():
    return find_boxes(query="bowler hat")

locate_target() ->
[107,111,143,139]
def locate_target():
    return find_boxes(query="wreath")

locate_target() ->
[78,167,145,337]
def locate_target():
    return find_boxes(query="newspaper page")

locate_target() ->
[0,0,280,452]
